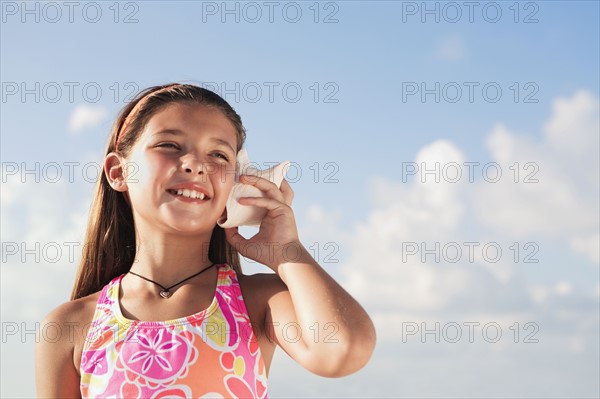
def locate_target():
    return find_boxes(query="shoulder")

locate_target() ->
[235,270,289,327]
[43,290,102,323]
[236,270,288,305]
[35,291,101,396]
[38,291,101,350]
[41,291,101,327]
[235,270,290,331]
[37,289,103,364]
[48,293,98,318]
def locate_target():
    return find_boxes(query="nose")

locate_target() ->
[181,156,206,175]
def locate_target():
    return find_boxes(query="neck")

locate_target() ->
[129,228,215,286]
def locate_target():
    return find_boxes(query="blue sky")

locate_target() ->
[1,1,599,397]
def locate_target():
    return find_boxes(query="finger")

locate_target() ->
[238,196,289,212]
[240,175,285,202]
[279,178,294,206]
[224,227,248,250]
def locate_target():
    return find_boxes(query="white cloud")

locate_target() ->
[555,281,572,296]
[295,91,599,397]
[570,233,600,263]
[474,91,599,253]
[527,283,550,305]
[1,171,91,322]
[305,140,490,313]
[435,35,466,61]
[340,91,599,314]
[544,90,600,157]
[68,104,108,134]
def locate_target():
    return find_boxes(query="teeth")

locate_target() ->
[173,189,206,200]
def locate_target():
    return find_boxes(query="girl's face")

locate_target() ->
[120,103,238,234]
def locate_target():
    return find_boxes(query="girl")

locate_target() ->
[35,83,376,398]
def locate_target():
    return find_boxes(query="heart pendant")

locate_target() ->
[159,290,172,299]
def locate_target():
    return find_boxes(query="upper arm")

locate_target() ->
[35,302,83,398]
[262,274,340,377]
[261,271,376,378]
[262,276,304,361]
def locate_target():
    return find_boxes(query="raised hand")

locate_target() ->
[224,175,304,270]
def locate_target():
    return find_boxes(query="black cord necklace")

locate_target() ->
[128,263,215,299]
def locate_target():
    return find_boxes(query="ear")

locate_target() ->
[104,152,128,192]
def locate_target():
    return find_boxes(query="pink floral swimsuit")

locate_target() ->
[80,263,268,398]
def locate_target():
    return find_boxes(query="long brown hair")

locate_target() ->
[70,83,246,300]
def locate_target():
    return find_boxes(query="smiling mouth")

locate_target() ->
[167,189,210,201]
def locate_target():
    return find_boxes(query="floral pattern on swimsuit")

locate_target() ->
[79,263,268,398]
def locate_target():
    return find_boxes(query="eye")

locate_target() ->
[156,142,180,150]
[211,152,229,161]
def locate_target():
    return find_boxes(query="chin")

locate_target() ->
[163,217,217,233]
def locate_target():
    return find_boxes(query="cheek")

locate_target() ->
[123,153,148,189]
[211,165,236,196]
[125,152,172,191]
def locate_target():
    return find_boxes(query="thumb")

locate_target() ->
[224,227,248,251]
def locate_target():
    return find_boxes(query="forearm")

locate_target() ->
[274,243,376,370]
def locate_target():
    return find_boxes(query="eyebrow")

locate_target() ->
[153,128,183,137]
[153,129,236,154]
